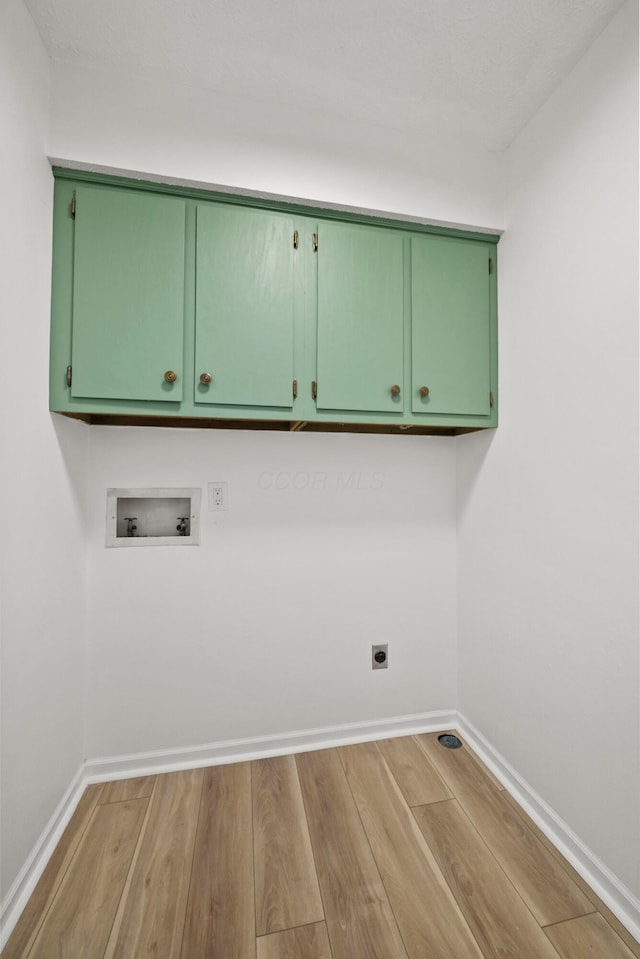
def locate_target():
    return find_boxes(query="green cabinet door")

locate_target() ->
[71,186,186,402]
[411,235,491,416]
[316,222,404,413]
[195,203,295,409]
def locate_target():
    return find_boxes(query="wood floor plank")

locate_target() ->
[98,775,156,804]
[8,740,639,959]
[104,768,203,959]
[545,912,637,958]
[339,741,483,959]
[413,799,560,959]
[456,783,593,925]
[29,798,148,959]
[501,791,640,956]
[296,748,408,959]
[253,754,324,936]
[180,762,255,959]
[256,922,332,959]
[415,732,502,797]
[2,784,103,959]
[377,736,452,806]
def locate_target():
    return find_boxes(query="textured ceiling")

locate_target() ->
[25,0,626,151]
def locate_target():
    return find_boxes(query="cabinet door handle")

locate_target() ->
[419,386,429,398]
[164,370,177,383]
[390,384,401,397]
[199,372,212,385]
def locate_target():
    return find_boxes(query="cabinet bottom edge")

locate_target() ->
[51,409,494,436]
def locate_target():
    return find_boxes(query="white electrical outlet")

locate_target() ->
[208,481,227,511]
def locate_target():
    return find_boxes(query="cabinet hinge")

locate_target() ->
[70,196,76,219]
[293,230,299,250]
[293,378,298,399]
[66,365,72,387]
[311,380,317,400]
[489,390,494,408]
[488,257,493,274]
[312,233,318,252]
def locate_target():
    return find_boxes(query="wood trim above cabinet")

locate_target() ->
[51,166,501,245]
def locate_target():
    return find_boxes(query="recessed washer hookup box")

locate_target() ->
[106,488,201,547]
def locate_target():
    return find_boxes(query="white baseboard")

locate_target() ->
[83,710,457,782]
[0,763,86,950]
[3,710,639,949]
[457,713,640,944]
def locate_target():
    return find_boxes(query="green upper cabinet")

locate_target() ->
[50,171,498,432]
[70,185,186,402]
[316,222,404,413]
[195,203,296,409]
[411,235,492,416]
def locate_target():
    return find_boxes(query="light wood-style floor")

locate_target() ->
[3,732,639,959]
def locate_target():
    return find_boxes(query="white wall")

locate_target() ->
[457,0,639,899]
[48,58,504,232]
[47,38,476,764]
[85,428,457,758]
[0,0,88,905]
